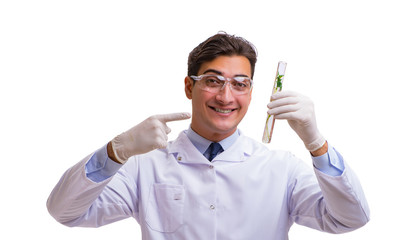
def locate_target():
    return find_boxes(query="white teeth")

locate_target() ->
[215,108,232,113]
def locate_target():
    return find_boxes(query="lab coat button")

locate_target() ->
[177,157,182,161]
[209,165,214,169]
[210,205,215,210]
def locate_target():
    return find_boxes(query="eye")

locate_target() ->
[232,81,247,88]
[204,76,224,87]
[232,78,251,89]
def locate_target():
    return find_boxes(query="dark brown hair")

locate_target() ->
[187,32,258,78]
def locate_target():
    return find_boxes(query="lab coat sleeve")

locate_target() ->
[288,149,370,234]
[46,150,139,227]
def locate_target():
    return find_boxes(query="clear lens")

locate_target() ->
[192,75,252,95]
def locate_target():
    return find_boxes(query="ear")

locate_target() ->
[184,76,194,99]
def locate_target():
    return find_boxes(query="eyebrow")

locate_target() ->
[202,69,222,75]
[202,69,250,78]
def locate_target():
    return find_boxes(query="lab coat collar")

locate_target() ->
[168,130,253,164]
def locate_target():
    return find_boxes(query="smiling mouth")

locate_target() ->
[210,107,235,114]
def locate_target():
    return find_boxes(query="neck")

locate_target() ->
[190,124,237,142]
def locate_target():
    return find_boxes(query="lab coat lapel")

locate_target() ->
[168,131,252,164]
[213,133,252,162]
[168,132,209,164]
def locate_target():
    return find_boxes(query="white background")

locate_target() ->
[1,0,411,239]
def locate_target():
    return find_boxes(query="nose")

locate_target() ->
[215,82,234,103]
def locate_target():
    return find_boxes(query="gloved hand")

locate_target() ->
[111,112,191,163]
[267,91,325,152]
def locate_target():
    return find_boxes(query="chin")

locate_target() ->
[210,121,238,134]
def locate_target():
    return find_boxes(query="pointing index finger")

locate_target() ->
[156,112,192,123]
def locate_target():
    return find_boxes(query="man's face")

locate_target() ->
[185,55,252,142]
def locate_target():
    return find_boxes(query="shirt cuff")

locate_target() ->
[85,144,123,182]
[312,143,345,176]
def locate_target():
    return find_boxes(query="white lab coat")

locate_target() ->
[47,131,369,240]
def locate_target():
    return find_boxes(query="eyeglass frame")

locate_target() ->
[189,74,254,95]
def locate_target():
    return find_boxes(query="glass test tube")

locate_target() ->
[262,61,287,143]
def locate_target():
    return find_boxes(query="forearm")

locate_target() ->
[46,154,111,225]
[291,148,370,233]
[314,164,370,232]
[47,146,139,227]
[313,146,369,231]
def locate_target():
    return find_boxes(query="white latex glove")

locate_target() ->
[267,91,325,152]
[111,112,191,163]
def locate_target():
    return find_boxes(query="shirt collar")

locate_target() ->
[169,130,252,164]
[185,126,240,154]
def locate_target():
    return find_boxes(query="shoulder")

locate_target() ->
[239,134,298,164]
[238,134,312,184]
[238,133,284,155]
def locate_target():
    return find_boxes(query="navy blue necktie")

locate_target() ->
[207,142,223,161]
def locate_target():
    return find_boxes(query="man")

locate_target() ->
[47,32,370,239]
